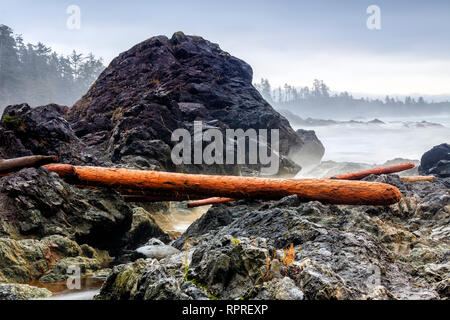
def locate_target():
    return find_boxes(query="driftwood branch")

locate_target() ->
[0,155,58,174]
[331,163,415,180]
[187,197,236,208]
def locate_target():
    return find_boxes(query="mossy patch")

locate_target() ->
[1,115,23,128]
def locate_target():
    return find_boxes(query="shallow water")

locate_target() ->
[29,278,105,300]
[32,206,210,300]
[150,204,211,238]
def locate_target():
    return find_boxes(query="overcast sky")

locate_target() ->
[2,0,450,99]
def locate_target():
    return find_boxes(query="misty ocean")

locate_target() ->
[292,115,450,165]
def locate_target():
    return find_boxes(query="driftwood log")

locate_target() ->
[187,162,415,208]
[0,155,58,174]
[42,164,402,206]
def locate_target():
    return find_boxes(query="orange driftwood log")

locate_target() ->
[401,176,435,183]
[332,162,415,180]
[0,155,58,174]
[188,163,415,207]
[43,164,402,205]
[187,197,236,208]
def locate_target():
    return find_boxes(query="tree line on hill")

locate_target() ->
[255,78,449,119]
[0,24,105,113]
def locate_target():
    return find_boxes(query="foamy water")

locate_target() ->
[292,115,450,164]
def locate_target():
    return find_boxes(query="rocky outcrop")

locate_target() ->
[98,174,449,300]
[293,129,325,168]
[68,32,303,175]
[419,143,450,178]
[0,168,133,252]
[0,235,110,283]
[0,103,108,166]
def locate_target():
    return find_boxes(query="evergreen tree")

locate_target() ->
[0,25,105,113]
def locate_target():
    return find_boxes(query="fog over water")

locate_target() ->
[292,114,450,165]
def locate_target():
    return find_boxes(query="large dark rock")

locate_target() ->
[68,32,303,175]
[419,143,450,178]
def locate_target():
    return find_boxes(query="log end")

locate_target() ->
[43,164,76,179]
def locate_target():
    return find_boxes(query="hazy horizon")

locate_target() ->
[2,0,450,99]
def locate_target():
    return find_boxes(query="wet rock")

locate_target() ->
[362,285,396,300]
[292,258,352,300]
[0,168,133,253]
[136,243,180,260]
[294,129,325,169]
[96,258,207,300]
[0,103,108,165]
[39,255,110,282]
[172,201,262,249]
[270,277,304,300]
[419,143,450,178]
[186,236,272,299]
[0,284,52,300]
[0,235,110,283]
[96,259,148,300]
[435,279,450,299]
[120,207,171,250]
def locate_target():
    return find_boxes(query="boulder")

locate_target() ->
[136,245,180,261]
[419,143,450,178]
[68,32,303,175]
[294,129,325,168]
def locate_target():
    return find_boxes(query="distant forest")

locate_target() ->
[0,25,105,113]
[255,79,450,119]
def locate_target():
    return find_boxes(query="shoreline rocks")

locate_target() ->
[96,173,449,300]
[0,284,52,300]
